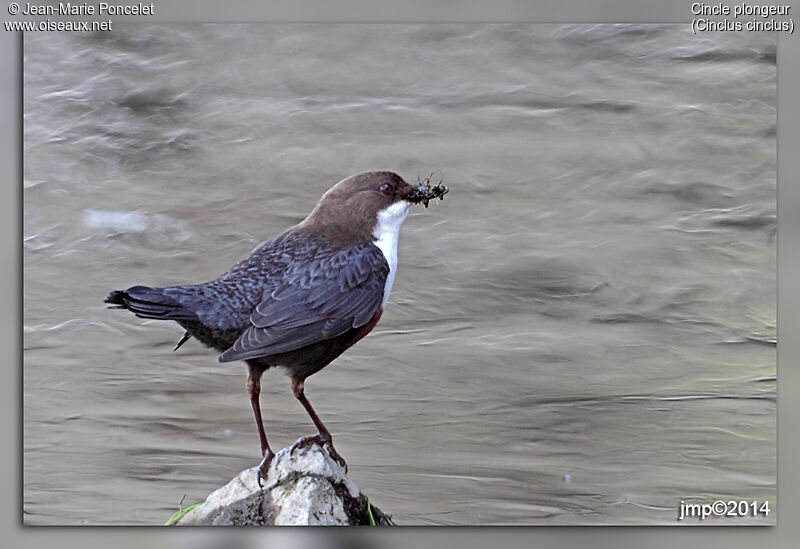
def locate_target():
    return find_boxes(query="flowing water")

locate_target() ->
[23,24,776,525]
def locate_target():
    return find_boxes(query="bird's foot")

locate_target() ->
[322,441,348,473]
[255,449,275,488]
[290,434,348,473]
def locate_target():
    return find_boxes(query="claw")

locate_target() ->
[255,450,274,488]
[290,434,321,456]
[322,440,348,473]
[289,434,348,472]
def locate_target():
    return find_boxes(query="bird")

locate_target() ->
[105,171,447,482]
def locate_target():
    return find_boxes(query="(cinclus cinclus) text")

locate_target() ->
[105,171,447,483]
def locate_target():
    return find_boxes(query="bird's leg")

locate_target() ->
[289,377,348,472]
[246,362,274,486]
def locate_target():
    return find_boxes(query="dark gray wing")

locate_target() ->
[218,242,388,363]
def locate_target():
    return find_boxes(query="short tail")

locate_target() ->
[105,285,197,321]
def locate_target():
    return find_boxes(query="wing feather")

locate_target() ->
[218,242,388,363]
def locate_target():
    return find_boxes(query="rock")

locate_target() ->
[172,439,394,526]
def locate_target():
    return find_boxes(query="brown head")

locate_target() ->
[298,171,425,245]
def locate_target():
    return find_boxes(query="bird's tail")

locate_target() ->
[105,285,197,321]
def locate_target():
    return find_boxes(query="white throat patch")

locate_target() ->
[373,200,411,309]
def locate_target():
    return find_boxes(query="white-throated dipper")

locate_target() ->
[105,171,447,482]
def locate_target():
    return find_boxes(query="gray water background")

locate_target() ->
[23,24,776,525]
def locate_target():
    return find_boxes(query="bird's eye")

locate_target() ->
[379,183,393,195]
